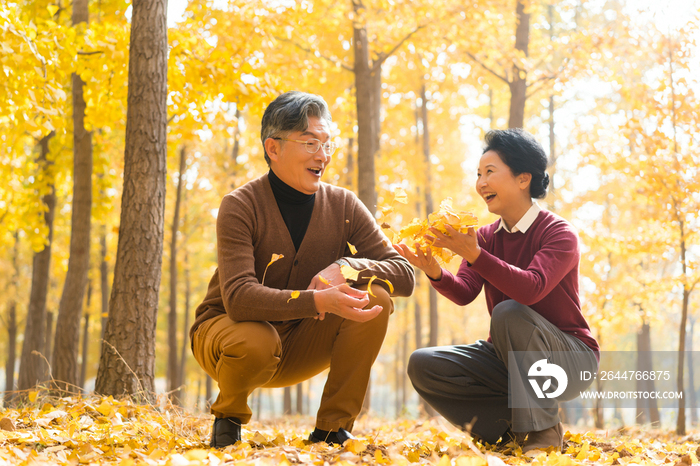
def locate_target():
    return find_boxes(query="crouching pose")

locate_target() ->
[190,91,415,448]
[395,128,599,453]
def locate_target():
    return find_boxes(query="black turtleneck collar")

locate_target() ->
[268,169,315,205]
[268,170,316,251]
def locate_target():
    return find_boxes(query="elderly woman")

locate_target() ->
[395,128,599,452]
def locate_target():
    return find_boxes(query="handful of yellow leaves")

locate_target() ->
[392,197,478,265]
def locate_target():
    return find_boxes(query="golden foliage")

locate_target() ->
[391,197,478,265]
[2,396,700,465]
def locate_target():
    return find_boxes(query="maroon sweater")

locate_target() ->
[431,209,599,355]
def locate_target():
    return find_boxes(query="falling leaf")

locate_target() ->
[340,264,361,281]
[393,187,408,204]
[347,242,358,255]
[287,291,300,303]
[268,253,284,267]
[318,275,331,285]
[262,253,285,285]
[366,275,394,296]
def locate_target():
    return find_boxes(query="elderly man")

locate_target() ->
[190,91,415,448]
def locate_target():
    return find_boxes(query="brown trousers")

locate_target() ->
[192,284,393,432]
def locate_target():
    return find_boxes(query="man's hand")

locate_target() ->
[307,263,349,320]
[307,263,346,291]
[312,284,383,323]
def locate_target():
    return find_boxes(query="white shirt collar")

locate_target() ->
[494,202,541,234]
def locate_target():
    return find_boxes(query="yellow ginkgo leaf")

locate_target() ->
[287,291,300,303]
[318,275,331,285]
[393,187,408,204]
[366,276,394,296]
[344,438,368,454]
[262,253,285,285]
[347,242,358,255]
[340,264,361,281]
[267,253,284,267]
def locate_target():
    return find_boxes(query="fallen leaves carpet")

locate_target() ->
[1,395,700,465]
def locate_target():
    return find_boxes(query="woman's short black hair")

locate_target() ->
[482,128,550,199]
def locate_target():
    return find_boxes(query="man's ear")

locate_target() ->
[518,172,532,191]
[264,138,281,163]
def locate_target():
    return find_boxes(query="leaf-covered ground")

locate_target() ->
[1,394,699,465]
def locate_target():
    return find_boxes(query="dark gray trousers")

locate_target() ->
[407,300,597,443]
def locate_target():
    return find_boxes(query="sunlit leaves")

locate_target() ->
[392,196,478,265]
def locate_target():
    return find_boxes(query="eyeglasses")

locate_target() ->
[273,137,337,155]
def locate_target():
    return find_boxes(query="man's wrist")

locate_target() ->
[334,258,350,268]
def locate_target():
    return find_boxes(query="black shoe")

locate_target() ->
[210,417,242,448]
[308,427,355,445]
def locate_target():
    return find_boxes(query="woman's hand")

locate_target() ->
[393,243,442,280]
[429,224,481,264]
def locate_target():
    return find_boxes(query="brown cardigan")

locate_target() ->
[190,174,415,338]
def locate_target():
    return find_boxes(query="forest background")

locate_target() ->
[1,0,700,437]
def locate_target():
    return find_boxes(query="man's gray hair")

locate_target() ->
[260,91,332,165]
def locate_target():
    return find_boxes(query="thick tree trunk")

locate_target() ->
[52,0,93,392]
[4,233,19,398]
[100,226,109,339]
[95,0,168,400]
[353,0,377,215]
[420,84,438,348]
[508,0,529,129]
[168,145,186,404]
[18,133,56,391]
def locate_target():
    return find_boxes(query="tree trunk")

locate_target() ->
[636,319,660,425]
[18,132,56,391]
[4,233,19,398]
[353,0,378,215]
[168,145,186,404]
[100,226,109,339]
[345,137,355,190]
[676,225,689,435]
[206,374,213,409]
[420,84,438,348]
[283,386,292,414]
[177,237,191,400]
[687,317,697,426]
[45,311,54,367]
[80,312,90,391]
[508,0,529,129]
[95,0,168,400]
[296,383,303,415]
[52,0,93,392]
